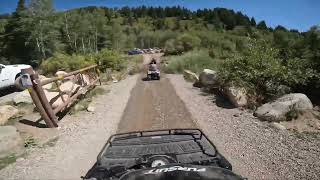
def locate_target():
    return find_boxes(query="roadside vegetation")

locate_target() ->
[40,49,125,75]
[164,50,219,74]
[166,33,319,105]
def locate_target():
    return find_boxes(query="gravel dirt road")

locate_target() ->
[167,74,320,180]
[118,54,196,133]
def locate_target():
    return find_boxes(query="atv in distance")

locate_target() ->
[83,129,245,180]
[147,69,160,80]
[147,59,160,80]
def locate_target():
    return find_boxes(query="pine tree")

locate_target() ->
[250,17,256,26]
[15,0,26,15]
[3,0,30,64]
[275,25,287,31]
[257,20,267,30]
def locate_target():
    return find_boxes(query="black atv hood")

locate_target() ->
[120,164,243,180]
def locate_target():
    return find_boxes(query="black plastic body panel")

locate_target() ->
[84,129,233,179]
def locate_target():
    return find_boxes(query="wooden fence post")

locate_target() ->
[31,74,59,127]
[95,67,102,86]
[21,68,57,128]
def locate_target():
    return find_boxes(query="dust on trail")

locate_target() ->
[117,54,197,133]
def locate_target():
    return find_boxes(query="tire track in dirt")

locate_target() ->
[117,55,197,133]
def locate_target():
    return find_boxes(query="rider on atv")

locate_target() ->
[149,58,158,71]
[147,58,160,80]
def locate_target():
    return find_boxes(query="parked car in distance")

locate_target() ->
[128,49,144,55]
[0,64,31,89]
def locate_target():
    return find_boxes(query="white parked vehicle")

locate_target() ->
[0,64,31,89]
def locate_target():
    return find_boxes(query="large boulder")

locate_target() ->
[56,71,75,81]
[45,91,59,102]
[55,71,68,77]
[60,81,80,93]
[183,70,199,82]
[13,90,33,104]
[254,93,313,122]
[82,74,91,86]
[39,75,53,90]
[224,86,248,107]
[44,91,68,109]
[199,69,219,87]
[75,74,90,86]
[87,103,95,112]
[0,126,24,158]
[0,105,19,125]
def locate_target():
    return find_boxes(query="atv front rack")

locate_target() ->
[109,129,205,145]
[96,129,230,168]
[85,129,233,179]
[98,129,205,158]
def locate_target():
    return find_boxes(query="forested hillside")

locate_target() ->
[0,0,319,104]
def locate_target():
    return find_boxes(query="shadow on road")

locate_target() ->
[214,95,235,109]
[141,77,149,81]
[199,89,235,109]
[19,119,48,128]
[0,88,16,97]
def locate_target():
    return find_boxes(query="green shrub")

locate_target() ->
[95,49,126,72]
[127,55,143,75]
[219,39,286,102]
[164,39,180,55]
[40,53,95,75]
[219,39,318,103]
[40,49,126,75]
[164,33,201,55]
[165,50,220,74]
[176,33,201,52]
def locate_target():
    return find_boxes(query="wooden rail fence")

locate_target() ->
[20,65,100,128]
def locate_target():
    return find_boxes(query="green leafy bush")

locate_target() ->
[127,55,143,75]
[165,50,219,74]
[219,40,288,102]
[40,53,95,75]
[164,33,201,55]
[95,49,126,71]
[176,34,201,52]
[164,39,180,55]
[219,39,318,103]
[40,49,125,75]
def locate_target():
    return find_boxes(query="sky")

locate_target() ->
[0,0,319,32]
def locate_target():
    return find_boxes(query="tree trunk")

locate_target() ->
[74,34,77,52]
[64,14,72,47]
[95,29,98,53]
[88,38,91,52]
[39,31,46,58]
[81,37,85,53]
[36,37,41,52]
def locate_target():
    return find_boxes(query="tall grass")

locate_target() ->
[164,50,220,74]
